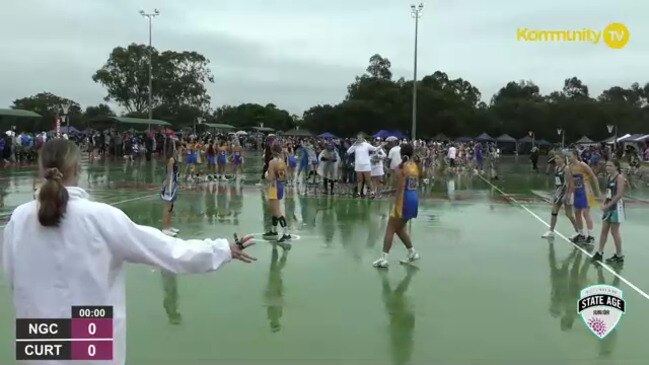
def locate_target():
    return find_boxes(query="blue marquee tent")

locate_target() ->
[374,130,407,139]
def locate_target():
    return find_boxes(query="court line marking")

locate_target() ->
[477,174,649,302]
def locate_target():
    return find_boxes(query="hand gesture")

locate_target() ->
[230,234,256,263]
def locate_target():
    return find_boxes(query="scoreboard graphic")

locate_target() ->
[15,306,113,361]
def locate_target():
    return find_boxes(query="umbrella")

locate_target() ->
[317,132,337,138]
[235,130,248,135]
[374,130,407,139]
[385,136,399,142]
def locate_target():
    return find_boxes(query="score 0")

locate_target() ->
[70,306,113,361]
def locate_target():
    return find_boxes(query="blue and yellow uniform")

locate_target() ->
[570,163,596,209]
[217,147,228,165]
[268,158,287,200]
[185,143,197,165]
[391,161,419,220]
[603,175,625,223]
[233,149,242,165]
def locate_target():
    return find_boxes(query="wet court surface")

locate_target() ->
[1,157,648,364]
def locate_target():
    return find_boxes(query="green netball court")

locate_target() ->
[0,157,648,364]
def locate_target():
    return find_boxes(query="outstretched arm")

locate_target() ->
[102,207,256,273]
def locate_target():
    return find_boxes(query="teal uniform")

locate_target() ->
[603,175,625,223]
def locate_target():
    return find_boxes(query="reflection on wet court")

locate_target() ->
[1,156,648,364]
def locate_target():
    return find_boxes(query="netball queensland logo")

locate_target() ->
[578,285,625,339]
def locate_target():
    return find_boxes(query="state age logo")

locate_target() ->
[578,285,625,339]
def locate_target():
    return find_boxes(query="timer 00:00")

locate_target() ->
[78,308,105,318]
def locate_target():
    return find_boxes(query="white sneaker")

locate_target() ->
[400,251,420,264]
[541,231,554,239]
[170,228,180,234]
[372,257,389,268]
[161,229,177,237]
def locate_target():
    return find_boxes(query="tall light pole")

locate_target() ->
[140,9,160,131]
[410,3,423,141]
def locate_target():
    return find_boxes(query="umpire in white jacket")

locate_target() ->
[1,139,256,365]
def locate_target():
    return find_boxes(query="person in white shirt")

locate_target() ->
[447,144,458,172]
[370,139,387,197]
[387,142,402,189]
[347,135,385,198]
[1,139,256,365]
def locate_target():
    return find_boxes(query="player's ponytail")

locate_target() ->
[37,139,80,227]
[612,159,622,174]
[399,143,414,169]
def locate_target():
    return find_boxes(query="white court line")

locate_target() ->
[477,174,649,302]
[103,194,158,206]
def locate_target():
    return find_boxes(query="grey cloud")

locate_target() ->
[0,0,646,116]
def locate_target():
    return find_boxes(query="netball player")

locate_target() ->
[161,138,180,237]
[160,137,183,324]
[183,138,197,180]
[231,138,244,178]
[372,143,420,268]
[592,160,626,263]
[568,150,602,243]
[205,138,217,180]
[216,140,229,180]
[263,142,291,244]
[541,152,579,239]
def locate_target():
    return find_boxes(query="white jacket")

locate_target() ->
[347,141,379,167]
[1,187,232,365]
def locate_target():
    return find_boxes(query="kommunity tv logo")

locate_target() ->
[517,23,629,49]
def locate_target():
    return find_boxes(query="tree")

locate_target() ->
[562,77,589,99]
[92,43,214,115]
[12,92,82,131]
[212,103,295,131]
[366,54,392,80]
[84,104,115,120]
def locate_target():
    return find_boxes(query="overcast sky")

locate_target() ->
[1,0,646,115]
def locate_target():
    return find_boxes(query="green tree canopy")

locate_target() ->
[92,43,214,115]
[12,92,82,131]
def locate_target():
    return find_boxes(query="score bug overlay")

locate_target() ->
[15,306,113,361]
